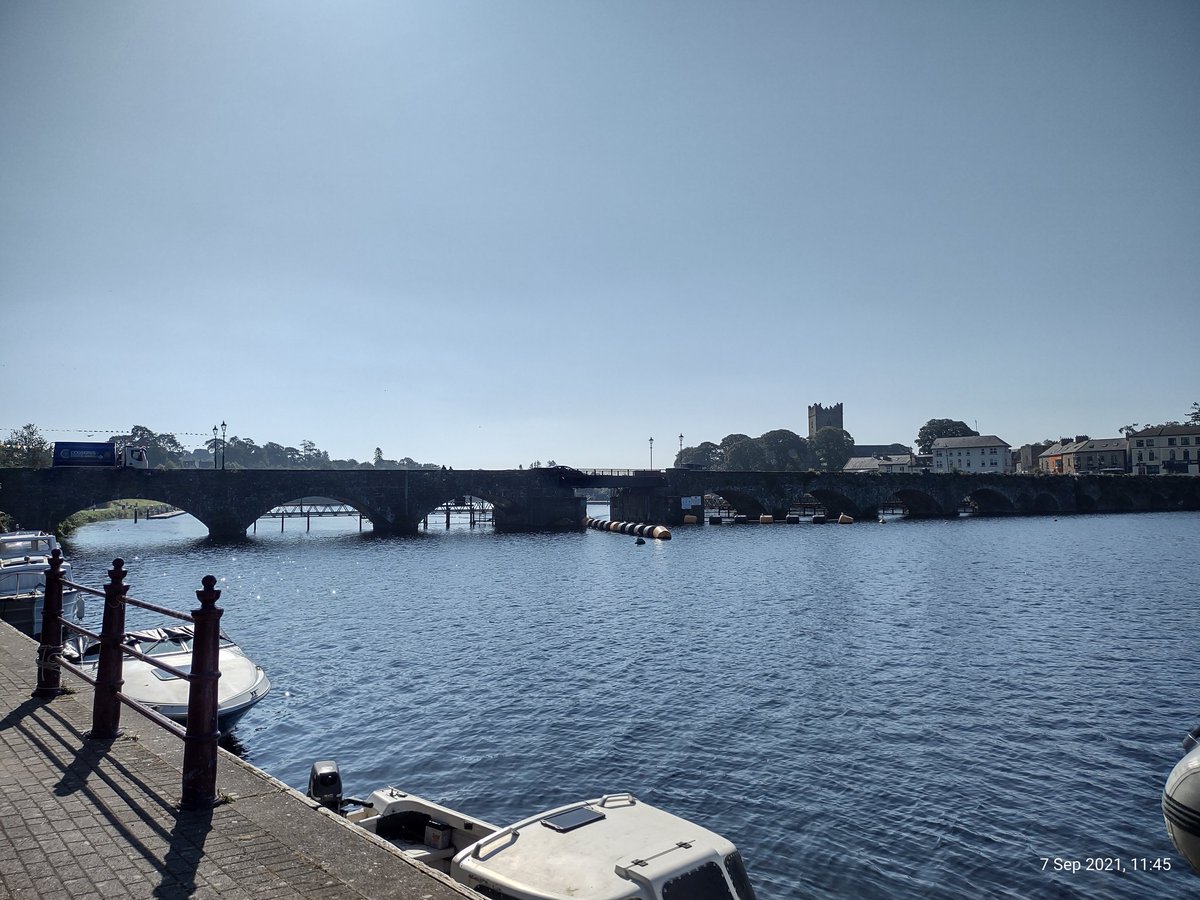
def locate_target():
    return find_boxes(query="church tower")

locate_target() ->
[808,402,844,438]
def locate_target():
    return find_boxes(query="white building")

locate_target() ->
[1128,425,1200,475]
[931,435,1013,474]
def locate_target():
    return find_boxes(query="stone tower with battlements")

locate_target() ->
[808,403,844,438]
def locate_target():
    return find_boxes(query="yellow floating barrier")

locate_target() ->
[759,515,774,524]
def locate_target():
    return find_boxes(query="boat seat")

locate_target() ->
[397,842,456,864]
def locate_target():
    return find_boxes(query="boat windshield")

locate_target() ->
[726,853,757,900]
[0,536,55,561]
[0,571,45,596]
[140,638,192,655]
[661,862,735,900]
[76,632,236,660]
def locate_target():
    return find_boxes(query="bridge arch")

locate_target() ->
[965,488,1017,516]
[886,488,953,518]
[805,488,862,520]
[1031,492,1061,514]
[702,488,768,519]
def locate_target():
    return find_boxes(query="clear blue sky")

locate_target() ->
[2,1,1197,468]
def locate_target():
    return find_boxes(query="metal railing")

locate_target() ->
[34,550,224,809]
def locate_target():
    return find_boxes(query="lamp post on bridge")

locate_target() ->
[212,426,218,470]
[649,437,654,470]
[221,421,226,470]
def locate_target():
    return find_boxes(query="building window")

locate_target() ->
[1137,451,1144,462]
[1183,437,1191,446]
[1147,439,1155,447]
[1168,438,1177,446]
[1149,451,1156,461]
[1136,440,1144,447]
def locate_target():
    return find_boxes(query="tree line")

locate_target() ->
[676,427,857,472]
[0,424,441,471]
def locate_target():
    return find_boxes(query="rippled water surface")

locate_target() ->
[62,510,1200,898]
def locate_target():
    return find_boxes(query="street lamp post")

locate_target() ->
[220,421,227,470]
[212,426,218,470]
[649,437,654,469]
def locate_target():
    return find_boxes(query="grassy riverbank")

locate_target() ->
[60,500,177,536]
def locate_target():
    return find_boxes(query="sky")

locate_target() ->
[2,1,1198,469]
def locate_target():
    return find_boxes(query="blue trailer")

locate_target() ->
[52,442,118,467]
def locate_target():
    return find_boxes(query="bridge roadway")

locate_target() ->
[2,467,1197,539]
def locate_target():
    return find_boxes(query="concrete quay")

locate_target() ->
[0,622,476,899]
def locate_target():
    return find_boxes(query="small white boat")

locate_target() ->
[66,625,271,730]
[0,530,81,638]
[308,761,757,900]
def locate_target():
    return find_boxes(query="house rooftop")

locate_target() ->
[1128,424,1200,438]
[931,435,1010,449]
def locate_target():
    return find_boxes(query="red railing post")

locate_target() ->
[181,574,222,809]
[89,559,128,739]
[33,549,66,697]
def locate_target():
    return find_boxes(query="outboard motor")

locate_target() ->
[1163,726,1200,874]
[308,760,344,812]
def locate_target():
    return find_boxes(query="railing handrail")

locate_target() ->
[35,551,224,809]
[62,576,195,623]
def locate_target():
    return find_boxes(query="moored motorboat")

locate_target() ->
[0,531,81,638]
[1163,724,1200,875]
[308,761,756,900]
[65,624,271,729]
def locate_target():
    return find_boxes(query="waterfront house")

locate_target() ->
[842,453,920,474]
[1038,441,1068,474]
[1061,438,1127,474]
[1127,425,1200,475]
[932,435,1013,473]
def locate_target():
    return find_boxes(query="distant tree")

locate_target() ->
[1,424,52,468]
[916,419,979,455]
[1118,424,1141,438]
[676,441,722,469]
[374,447,384,467]
[1188,402,1200,426]
[811,427,856,471]
[299,439,329,467]
[723,438,768,470]
[756,429,814,471]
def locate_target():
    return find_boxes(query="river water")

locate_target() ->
[59,509,1199,899]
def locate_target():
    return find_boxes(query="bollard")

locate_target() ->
[89,559,128,739]
[33,549,67,698]
[181,574,223,809]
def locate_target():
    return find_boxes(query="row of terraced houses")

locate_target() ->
[844,425,1200,477]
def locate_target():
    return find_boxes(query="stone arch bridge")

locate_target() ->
[603,470,1200,524]
[0,468,586,539]
[2,467,1197,540]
